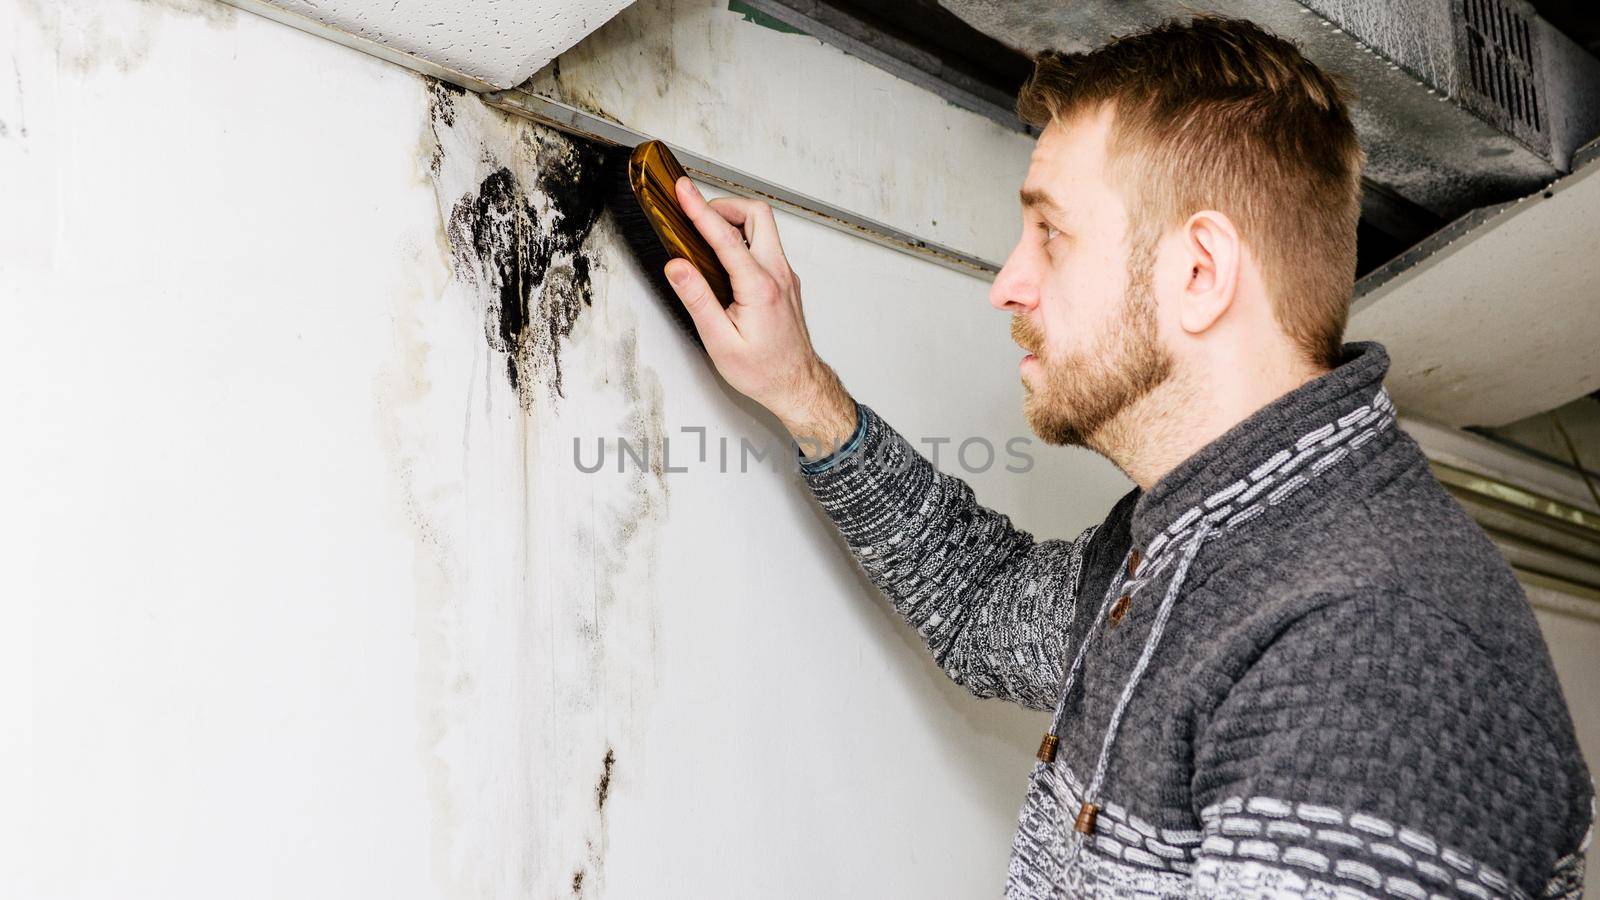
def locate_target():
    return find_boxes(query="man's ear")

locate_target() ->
[1178,211,1240,335]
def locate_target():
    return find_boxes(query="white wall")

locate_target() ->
[7,2,1596,898]
[1536,606,1600,879]
[3,1,1127,897]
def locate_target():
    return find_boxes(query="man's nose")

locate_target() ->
[989,244,1040,312]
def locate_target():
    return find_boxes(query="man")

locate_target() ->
[663,15,1591,899]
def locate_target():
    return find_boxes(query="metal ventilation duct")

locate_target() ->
[938,0,1600,220]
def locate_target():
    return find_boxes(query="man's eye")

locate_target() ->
[1038,223,1061,242]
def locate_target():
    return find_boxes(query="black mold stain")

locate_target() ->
[595,747,616,811]
[445,138,617,400]
[427,78,461,127]
[423,77,461,174]
[568,749,617,894]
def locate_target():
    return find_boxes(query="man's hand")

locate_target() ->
[663,176,857,460]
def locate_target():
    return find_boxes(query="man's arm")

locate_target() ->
[1189,593,1593,899]
[799,401,1101,710]
[659,176,1108,710]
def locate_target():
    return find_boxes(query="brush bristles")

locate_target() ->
[604,157,706,349]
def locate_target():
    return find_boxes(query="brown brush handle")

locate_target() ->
[628,140,736,308]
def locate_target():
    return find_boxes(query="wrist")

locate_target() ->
[778,363,857,461]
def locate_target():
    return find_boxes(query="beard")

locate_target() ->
[1011,259,1173,449]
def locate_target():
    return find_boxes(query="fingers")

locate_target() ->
[674,177,772,290]
[707,196,790,275]
[664,258,740,350]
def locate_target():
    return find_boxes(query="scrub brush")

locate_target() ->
[608,139,735,344]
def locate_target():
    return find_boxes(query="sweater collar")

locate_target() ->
[1129,341,1393,553]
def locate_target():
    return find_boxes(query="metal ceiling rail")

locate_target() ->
[482,89,1003,279]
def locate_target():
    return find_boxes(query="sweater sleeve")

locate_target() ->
[1188,593,1593,899]
[801,403,1101,711]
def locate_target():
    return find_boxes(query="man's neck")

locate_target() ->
[1091,356,1331,492]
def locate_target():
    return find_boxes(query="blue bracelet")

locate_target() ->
[797,401,867,475]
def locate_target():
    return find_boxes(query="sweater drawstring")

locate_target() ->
[1066,521,1213,852]
[1037,553,1133,763]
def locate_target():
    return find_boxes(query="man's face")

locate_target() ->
[990,109,1173,448]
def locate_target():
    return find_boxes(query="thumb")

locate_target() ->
[666,259,738,348]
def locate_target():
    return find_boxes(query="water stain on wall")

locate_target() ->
[521,0,723,109]
[557,314,669,899]
[535,56,636,126]
[17,0,236,74]
[442,129,616,403]
[0,57,23,142]
[408,75,671,898]
[570,745,618,896]
[595,747,616,810]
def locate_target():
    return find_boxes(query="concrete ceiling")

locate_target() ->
[1348,144,1600,427]
[231,0,634,89]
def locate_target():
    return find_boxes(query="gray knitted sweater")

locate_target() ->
[801,343,1592,898]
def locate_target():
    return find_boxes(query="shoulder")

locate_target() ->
[1203,450,1544,685]
[1192,589,1592,897]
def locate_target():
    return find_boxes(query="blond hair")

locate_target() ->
[1017,16,1363,367]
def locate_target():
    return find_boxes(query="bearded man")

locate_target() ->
[662,15,1592,899]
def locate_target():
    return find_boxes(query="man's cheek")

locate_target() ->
[1045,323,1080,361]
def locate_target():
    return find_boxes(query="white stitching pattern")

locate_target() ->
[1201,796,1536,900]
[1283,847,1331,872]
[1194,857,1377,899]
[1122,389,1395,599]
[1335,860,1384,890]
[1060,844,1192,898]
[1039,764,1201,871]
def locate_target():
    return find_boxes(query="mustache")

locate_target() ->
[1011,315,1044,356]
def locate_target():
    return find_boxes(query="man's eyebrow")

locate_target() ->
[1019,187,1062,214]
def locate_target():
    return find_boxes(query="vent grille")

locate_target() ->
[1460,0,1546,147]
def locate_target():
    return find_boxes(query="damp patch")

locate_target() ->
[409,78,670,897]
[595,747,616,810]
[17,0,237,74]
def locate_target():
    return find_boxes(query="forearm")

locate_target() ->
[774,359,857,464]
[800,403,1091,709]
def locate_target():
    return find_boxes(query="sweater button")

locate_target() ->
[1127,549,1141,576]
[1074,803,1100,835]
[1108,595,1132,628]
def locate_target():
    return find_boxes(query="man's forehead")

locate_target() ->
[1021,116,1113,209]
[1028,128,1063,173]
[1021,129,1073,212]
